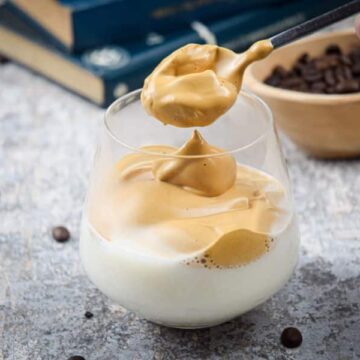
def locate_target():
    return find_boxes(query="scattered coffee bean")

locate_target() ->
[264,44,360,95]
[85,311,94,319]
[280,327,303,348]
[52,226,70,242]
[0,55,8,64]
[68,356,85,360]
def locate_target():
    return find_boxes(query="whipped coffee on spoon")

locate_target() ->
[141,40,273,127]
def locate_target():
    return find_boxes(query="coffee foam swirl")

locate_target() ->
[153,130,236,197]
[88,147,288,268]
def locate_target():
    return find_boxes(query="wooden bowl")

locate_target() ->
[245,29,360,159]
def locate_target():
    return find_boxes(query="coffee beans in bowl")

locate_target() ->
[244,30,360,158]
[264,44,360,94]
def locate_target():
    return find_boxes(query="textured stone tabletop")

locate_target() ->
[1,22,360,360]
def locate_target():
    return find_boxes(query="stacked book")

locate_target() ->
[0,0,351,107]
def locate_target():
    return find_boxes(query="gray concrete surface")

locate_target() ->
[1,20,360,360]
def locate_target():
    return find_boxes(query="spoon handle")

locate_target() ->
[270,0,360,49]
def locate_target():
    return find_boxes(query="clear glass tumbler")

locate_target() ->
[80,89,300,329]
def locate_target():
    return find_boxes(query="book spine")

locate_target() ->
[1,1,70,52]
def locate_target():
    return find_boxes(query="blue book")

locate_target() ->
[0,0,350,107]
[4,0,297,52]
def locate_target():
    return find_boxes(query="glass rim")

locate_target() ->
[104,88,274,159]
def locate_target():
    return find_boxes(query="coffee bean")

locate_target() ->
[273,65,288,78]
[324,69,336,86]
[325,86,337,94]
[335,82,347,93]
[334,66,352,81]
[311,55,341,70]
[85,311,94,319]
[309,89,323,94]
[287,69,298,78]
[280,327,303,348]
[339,54,352,66]
[52,226,70,242]
[314,58,331,71]
[325,44,342,55]
[283,82,309,92]
[68,356,85,360]
[264,74,282,86]
[343,66,353,80]
[310,81,326,93]
[293,63,305,76]
[303,69,323,83]
[335,68,345,83]
[297,53,310,64]
[349,48,360,62]
[352,63,360,76]
[335,79,359,93]
[323,55,340,68]
[281,77,305,88]
[294,83,309,92]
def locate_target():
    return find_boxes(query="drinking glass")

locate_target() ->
[80,89,300,329]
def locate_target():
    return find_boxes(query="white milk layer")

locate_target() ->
[80,215,299,328]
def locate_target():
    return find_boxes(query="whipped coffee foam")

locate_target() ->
[87,132,290,269]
